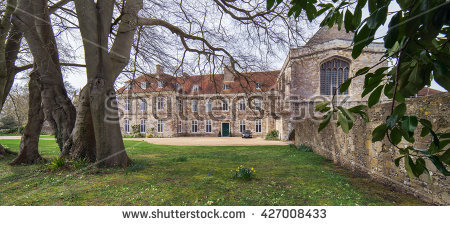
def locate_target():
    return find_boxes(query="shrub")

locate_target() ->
[232,165,255,180]
[48,156,66,170]
[146,133,153,138]
[131,125,140,134]
[218,131,221,137]
[265,130,279,140]
[172,156,188,162]
[297,145,313,152]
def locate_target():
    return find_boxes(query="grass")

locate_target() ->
[0,139,427,206]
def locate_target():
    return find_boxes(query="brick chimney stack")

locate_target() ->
[223,65,234,82]
[156,64,163,74]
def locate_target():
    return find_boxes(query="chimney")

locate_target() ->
[156,64,163,74]
[223,65,234,82]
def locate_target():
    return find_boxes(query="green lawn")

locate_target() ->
[0,139,426,206]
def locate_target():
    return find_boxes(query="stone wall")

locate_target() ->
[294,93,450,205]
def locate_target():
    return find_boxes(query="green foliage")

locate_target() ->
[72,158,89,170]
[265,130,279,140]
[271,0,450,178]
[48,156,66,171]
[131,125,140,134]
[232,165,256,180]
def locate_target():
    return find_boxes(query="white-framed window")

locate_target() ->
[223,83,230,90]
[140,81,147,89]
[191,100,198,112]
[177,99,183,112]
[125,99,131,111]
[205,99,212,112]
[157,97,164,110]
[255,119,262,133]
[239,98,246,111]
[191,120,198,133]
[205,120,212,133]
[140,119,146,133]
[254,98,262,110]
[140,99,147,112]
[157,119,164,133]
[157,81,164,88]
[239,120,246,133]
[222,99,229,111]
[192,85,199,92]
[124,119,130,133]
[256,82,262,89]
[177,120,182,133]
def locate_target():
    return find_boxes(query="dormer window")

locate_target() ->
[140,82,147,89]
[157,81,164,88]
[256,82,262,89]
[192,85,199,92]
[175,83,180,90]
[126,83,132,90]
[223,83,230,90]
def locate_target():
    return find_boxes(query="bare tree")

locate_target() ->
[12,0,76,155]
[10,0,308,166]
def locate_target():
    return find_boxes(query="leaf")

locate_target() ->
[353,24,373,59]
[404,155,415,179]
[338,112,352,133]
[439,149,450,165]
[428,155,450,176]
[393,103,406,118]
[394,156,404,167]
[386,114,398,129]
[368,85,384,107]
[433,60,450,91]
[267,0,276,10]
[337,106,355,122]
[372,123,387,142]
[355,66,370,76]
[419,118,440,147]
[339,77,352,93]
[348,105,367,112]
[318,111,333,132]
[344,9,355,32]
[315,101,330,113]
[390,127,402,145]
[384,12,401,48]
[401,116,418,133]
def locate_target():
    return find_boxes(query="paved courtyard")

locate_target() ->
[0,136,291,146]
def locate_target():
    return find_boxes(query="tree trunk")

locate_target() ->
[62,85,96,162]
[12,0,76,152]
[10,70,45,165]
[89,78,131,167]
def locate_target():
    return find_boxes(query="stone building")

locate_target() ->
[116,26,387,139]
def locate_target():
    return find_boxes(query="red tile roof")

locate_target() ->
[116,70,280,95]
[416,87,443,97]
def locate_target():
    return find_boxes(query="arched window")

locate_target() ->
[320,59,349,95]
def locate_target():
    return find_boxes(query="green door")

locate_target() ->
[222,123,230,137]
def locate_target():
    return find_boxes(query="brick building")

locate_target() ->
[116,26,387,139]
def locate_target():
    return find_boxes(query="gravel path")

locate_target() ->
[0,136,291,146]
